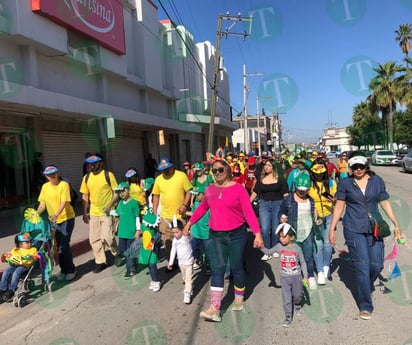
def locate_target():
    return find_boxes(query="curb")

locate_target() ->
[0,239,91,280]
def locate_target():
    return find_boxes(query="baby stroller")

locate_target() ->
[11,212,55,307]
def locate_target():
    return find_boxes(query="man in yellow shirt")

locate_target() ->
[80,153,120,273]
[152,157,192,266]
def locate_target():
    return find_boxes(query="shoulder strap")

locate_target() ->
[85,170,111,187]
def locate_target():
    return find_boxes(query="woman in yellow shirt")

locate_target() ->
[309,159,337,285]
[337,152,349,179]
[37,165,76,281]
[125,168,147,209]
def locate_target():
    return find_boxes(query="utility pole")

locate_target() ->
[256,96,271,155]
[243,65,264,153]
[208,14,252,153]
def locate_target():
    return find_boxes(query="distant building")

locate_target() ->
[320,127,355,153]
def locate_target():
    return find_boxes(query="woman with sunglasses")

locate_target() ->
[329,155,402,320]
[183,159,263,322]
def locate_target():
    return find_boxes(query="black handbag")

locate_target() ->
[252,197,260,217]
[354,181,391,239]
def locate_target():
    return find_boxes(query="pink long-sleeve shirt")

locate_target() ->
[189,183,260,234]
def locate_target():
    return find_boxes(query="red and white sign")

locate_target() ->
[32,0,125,55]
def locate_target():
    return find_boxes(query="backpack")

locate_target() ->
[85,170,111,188]
[62,177,79,207]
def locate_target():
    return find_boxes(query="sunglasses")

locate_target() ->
[351,164,366,170]
[211,167,225,174]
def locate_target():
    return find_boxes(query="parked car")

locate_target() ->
[371,150,399,166]
[326,151,337,158]
[401,151,412,173]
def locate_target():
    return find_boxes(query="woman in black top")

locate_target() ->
[250,159,289,260]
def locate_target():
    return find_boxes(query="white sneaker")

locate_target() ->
[308,277,317,290]
[272,252,280,258]
[152,281,161,292]
[183,292,191,304]
[65,270,77,281]
[149,281,155,290]
[323,266,330,279]
[261,254,272,261]
[317,272,326,285]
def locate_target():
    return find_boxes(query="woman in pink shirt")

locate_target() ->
[184,159,263,322]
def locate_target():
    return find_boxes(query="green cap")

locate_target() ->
[295,173,311,190]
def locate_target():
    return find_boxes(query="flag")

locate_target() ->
[385,243,398,260]
[389,261,401,280]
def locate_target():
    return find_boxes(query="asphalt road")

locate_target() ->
[0,164,411,345]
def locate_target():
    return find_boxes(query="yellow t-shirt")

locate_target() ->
[9,247,38,267]
[337,159,348,174]
[308,180,337,218]
[130,183,146,207]
[80,170,118,216]
[38,181,75,223]
[152,170,192,219]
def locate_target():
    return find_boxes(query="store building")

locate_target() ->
[0,0,235,209]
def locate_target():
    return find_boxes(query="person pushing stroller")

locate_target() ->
[0,233,38,303]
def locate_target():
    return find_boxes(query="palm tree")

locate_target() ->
[368,62,404,149]
[395,24,412,66]
[352,101,381,148]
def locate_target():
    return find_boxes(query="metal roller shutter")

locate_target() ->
[42,131,100,192]
[109,136,144,183]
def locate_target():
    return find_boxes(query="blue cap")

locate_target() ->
[43,165,58,175]
[85,153,103,163]
[158,157,173,171]
[125,169,137,178]
[17,233,32,242]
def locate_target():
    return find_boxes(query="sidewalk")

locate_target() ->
[0,206,91,278]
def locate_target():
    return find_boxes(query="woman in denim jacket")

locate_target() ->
[279,173,321,290]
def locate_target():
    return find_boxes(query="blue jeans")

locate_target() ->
[259,199,282,248]
[313,215,333,273]
[118,238,135,273]
[296,232,314,278]
[344,229,384,312]
[0,265,28,292]
[205,224,248,289]
[54,218,75,274]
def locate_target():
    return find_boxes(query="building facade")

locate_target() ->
[0,0,235,208]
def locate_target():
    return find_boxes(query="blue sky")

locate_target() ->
[155,0,412,143]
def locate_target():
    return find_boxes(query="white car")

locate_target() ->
[401,151,412,173]
[326,151,337,158]
[371,150,399,166]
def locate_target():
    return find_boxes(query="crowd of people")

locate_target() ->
[1,149,404,327]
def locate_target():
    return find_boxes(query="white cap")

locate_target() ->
[348,155,368,167]
[275,223,296,236]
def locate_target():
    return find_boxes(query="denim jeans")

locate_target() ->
[344,229,384,312]
[296,232,314,278]
[259,199,282,248]
[0,265,28,292]
[118,238,136,273]
[313,215,333,273]
[54,218,75,274]
[205,224,248,289]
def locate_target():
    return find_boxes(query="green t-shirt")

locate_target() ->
[116,198,140,239]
